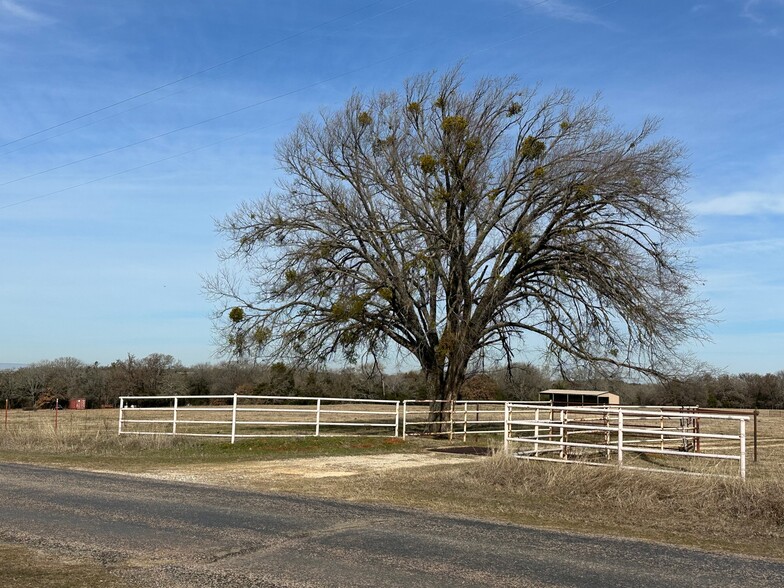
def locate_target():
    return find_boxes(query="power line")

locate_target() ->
[0,118,296,211]
[1,0,629,212]
[0,0,544,189]
[0,0,391,151]
[0,82,191,158]
[0,0,417,160]
[0,55,402,189]
[0,48,420,210]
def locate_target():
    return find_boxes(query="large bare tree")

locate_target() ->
[207,68,711,417]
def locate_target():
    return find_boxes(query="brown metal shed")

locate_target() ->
[538,389,619,406]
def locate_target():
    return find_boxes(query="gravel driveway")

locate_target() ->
[1,462,782,587]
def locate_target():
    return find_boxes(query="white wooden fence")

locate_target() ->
[503,403,750,479]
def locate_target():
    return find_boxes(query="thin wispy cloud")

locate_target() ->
[740,0,784,34]
[519,0,607,25]
[691,191,784,216]
[0,0,52,25]
[692,237,784,255]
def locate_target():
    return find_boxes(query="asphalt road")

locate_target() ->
[1,463,782,588]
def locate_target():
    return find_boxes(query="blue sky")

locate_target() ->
[1,0,783,374]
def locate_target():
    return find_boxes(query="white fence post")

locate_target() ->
[315,398,321,436]
[740,418,747,480]
[402,401,408,439]
[503,402,510,453]
[118,397,124,435]
[394,401,400,437]
[448,400,455,441]
[172,396,178,436]
[617,408,624,468]
[534,408,540,457]
[559,409,566,459]
[230,393,238,444]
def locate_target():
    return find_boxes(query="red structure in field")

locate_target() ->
[68,398,87,410]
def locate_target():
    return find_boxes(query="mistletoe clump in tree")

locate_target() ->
[207,68,710,423]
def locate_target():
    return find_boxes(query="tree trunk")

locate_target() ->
[425,359,468,434]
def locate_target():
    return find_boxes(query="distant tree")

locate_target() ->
[208,361,257,396]
[207,68,711,428]
[461,373,499,400]
[740,373,783,409]
[0,370,11,402]
[19,366,47,408]
[186,363,214,396]
[710,374,748,408]
[268,361,296,396]
[385,370,429,400]
[137,353,183,395]
[107,354,138,399]
[496,362,550,401]
[39,357,90,401]
[107,353,184,399]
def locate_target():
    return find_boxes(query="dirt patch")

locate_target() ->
[119,452,476,489]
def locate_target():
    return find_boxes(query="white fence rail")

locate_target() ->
[401,400,549,440]
[119,394,400,442]
[119,396,545,442]
[504,403,749,479]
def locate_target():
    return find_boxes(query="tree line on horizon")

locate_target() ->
[1,353,782,410]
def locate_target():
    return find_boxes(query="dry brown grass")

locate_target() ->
[0,408,433,471]
[0,409,184,457]
[0,542,130,588]
[290,452,784,559]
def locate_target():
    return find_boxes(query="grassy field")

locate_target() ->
[1,406,784,564]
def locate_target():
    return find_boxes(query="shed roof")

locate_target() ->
[539,389,620,405]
